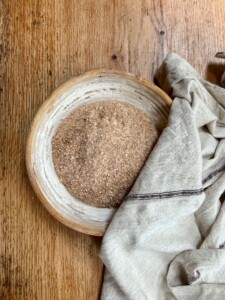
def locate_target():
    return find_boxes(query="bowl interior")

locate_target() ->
[27,70,171,235]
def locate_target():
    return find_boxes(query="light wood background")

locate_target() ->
[1,0,225,299]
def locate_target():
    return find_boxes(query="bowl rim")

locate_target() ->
[25,68,172,236]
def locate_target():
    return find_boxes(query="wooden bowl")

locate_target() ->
[26,69,172,236]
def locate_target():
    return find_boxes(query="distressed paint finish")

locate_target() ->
[26,69,171,236]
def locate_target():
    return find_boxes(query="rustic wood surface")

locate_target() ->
[1,0,225,299]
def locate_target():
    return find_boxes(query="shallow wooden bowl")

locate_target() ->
[26,69,172,236]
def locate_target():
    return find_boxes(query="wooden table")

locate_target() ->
[1,1,225,299]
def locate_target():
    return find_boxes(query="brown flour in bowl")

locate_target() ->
[52,101,158,208]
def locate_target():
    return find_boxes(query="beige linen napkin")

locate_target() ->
[100,53,225,300]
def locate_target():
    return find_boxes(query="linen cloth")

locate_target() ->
[100,53,225,300]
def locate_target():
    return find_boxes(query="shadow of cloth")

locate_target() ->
[206,62,225,87]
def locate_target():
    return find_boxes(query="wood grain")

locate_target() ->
[1,0,225,299]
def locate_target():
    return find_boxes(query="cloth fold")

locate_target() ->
[100,53,225,300]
